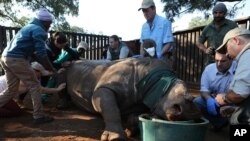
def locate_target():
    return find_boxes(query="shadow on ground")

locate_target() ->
[0,95,229,141]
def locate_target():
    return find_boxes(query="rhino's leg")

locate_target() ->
[92,88,127,141]
[55,68,71,109]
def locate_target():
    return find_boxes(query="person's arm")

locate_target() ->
[34,54,56,72]
[200,70,215,101]
[32,30,55,72]
[161,42,172,57]
[216,90,246,106]
[40,83,66,94]
[63,46,80,60]
[140,43,146,57]
[200,91,213,100]
[216,54,250,105]
[195,27,214,55]
[196,41,213,54]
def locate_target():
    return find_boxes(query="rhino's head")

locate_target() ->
[153,80,201,121]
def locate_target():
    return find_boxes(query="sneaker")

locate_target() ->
[220,106,235,118]
[33,116,54,124]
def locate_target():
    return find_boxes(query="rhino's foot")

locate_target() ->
[124,127,139,138]
[123,114,140,137]
[101,130,127,141]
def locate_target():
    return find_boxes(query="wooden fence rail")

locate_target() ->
[173,16,250,88]
[1,16,250,89]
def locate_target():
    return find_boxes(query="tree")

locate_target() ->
[161,0,245,22]
[70,26,86,33]
[188,16,213,28]
[0,0,80,32]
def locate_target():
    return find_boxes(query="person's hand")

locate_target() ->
[61,61,72,67]
[204,47,213,54]
[215,93,226,105]
[207,97,219,116]
[56,83,66,91]
[47,71,54,76]
[57,68,66,74]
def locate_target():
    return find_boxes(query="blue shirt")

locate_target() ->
[2,18,48,60]
[140,14,174,59]
[200,61,237,95]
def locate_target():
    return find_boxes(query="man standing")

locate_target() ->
[196,3,238,65]
[216,28,250,125]
[193,52,236,131]
[138,0,174,64]
[0,8,55,124]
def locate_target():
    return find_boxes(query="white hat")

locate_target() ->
[216,28,250,54]
[36,8,54,21]
[138,0,155,11]
[31,62,50,76]
[77,41,89,52]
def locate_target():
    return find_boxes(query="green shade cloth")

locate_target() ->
[137,67,177,110]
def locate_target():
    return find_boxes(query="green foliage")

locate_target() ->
[161,0,245,22]
[0,0,84,33]
[12,16,30,27]
[70,26,86,33]
[188,16,213,28]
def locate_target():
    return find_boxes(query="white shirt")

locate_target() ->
[0,75,7,93]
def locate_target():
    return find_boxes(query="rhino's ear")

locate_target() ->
[173,82,187,95]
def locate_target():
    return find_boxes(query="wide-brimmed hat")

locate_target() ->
[31,62,50,76]
[216,28,250,54]
[138,0,155,11]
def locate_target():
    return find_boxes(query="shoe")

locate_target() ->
[33,116,54,124]
[220,106,235,118]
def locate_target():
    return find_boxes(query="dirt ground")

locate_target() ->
[0,94,229,141]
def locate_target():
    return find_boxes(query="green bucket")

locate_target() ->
[139,114,209,141]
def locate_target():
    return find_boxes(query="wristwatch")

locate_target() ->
[222,95,232,104]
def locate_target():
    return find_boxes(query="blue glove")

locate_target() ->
[206,98,219,116]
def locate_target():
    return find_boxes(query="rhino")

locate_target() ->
[58,57,201,141]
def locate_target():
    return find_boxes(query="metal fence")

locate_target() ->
[0,26,110,60]
[1,16,250,89]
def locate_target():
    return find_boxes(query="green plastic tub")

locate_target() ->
[139,114,209,141]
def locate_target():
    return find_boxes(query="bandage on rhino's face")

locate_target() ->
[64,58,201,141]
[154,80,201,121]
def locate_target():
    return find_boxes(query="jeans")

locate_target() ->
[193,96,228,127]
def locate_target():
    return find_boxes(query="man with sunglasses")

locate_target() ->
[196,3,238,66]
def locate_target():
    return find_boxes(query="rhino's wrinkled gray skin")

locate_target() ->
[65,57,201,141]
